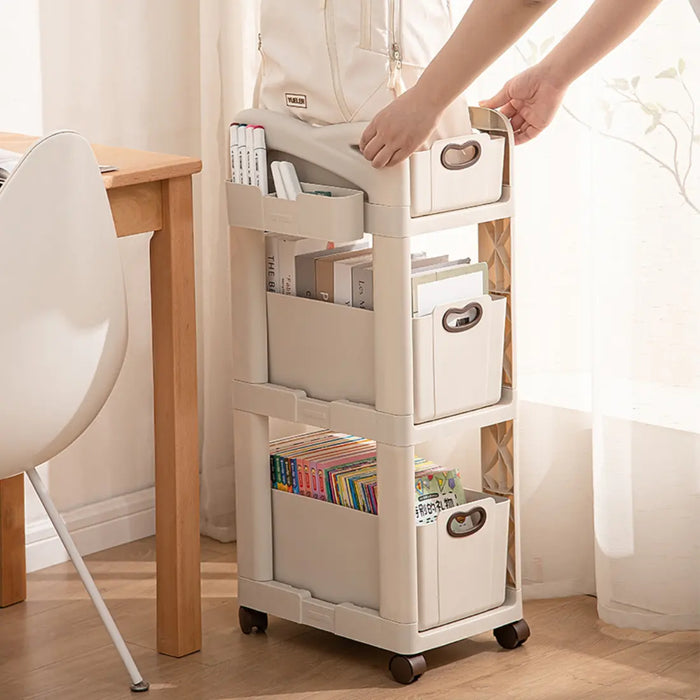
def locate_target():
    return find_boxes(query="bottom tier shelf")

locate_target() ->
[238,577,523,656]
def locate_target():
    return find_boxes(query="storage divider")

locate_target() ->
[226,180,364,242]
[272,488,509,631]
[266,291,507,423]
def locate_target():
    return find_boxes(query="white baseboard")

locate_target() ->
[599,600,700,632]
[25,487,155,573]
[523,578,596,600]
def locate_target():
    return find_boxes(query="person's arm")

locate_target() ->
[360,0,559,168]
[482,0,665,144]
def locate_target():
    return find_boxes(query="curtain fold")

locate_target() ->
[464,0,699,628]
[34,0,260,540]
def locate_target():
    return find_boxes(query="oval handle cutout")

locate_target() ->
[446,506,487,538]
[442,301,483,334]
[440,140,482,171]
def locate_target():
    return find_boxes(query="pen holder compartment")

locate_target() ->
[226,180,364,243]
[272,488,509,630]
[409,131,506,217]
[266,292,506,422]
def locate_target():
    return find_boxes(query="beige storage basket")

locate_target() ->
[410,131,505,217]
[266,292,506,423]
[272,488,509,631]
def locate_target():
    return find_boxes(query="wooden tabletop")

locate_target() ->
[0,132,202,189]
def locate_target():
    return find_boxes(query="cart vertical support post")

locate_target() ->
[234,410,273,581]
[372,235,413,414]
[230,224,272,582]
[373,235,418,624]
[230,225,269,384]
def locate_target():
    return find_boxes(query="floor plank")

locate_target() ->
[0,537,697,700]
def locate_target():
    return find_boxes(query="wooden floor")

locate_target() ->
[0,537,697,700]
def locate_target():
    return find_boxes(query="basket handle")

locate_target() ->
[440,140,482,170]
[441,301,483,334]
[446,506,487,538]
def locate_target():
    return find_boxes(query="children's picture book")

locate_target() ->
[270,432,467,524]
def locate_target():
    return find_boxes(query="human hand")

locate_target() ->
[359,87,441,168]
[480,64,568,145]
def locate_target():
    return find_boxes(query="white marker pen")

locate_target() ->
[246,125,257,186]
[229,123,239,182]
[279,161,302,201]
[237,124,248,185]
[253,126,268,195]
[270,161,288,199]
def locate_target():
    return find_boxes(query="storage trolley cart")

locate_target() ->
[227,107,529,684]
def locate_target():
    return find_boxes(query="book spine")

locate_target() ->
[290,457,298,494]
[278,238,297,296]
[352,264,373,310]
[270,454,277,489]
[265,235,279,293]
[270,455,279,489]
[297,461,304,495]
[295,254,317,299]
[334,261,355,306]
[315,257,334,302]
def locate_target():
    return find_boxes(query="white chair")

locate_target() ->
[0,131,148,692]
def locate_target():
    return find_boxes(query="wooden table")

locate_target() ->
[0,133,203,658]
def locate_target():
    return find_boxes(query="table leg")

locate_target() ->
[0,474,27,607]
[150,175,201,657]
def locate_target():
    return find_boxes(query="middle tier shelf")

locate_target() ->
[232,380,516,446]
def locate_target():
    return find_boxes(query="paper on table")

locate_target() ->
[0,147,117,187]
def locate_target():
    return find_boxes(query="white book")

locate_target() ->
[265,235,280,293]
[334,254,373,306]
[413,261,488,317]
[351,254,451,311]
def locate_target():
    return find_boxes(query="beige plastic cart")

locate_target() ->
[227,107,529,684]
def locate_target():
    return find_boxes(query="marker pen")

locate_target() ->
[246,125,257,186]
[271,161,288,199]
[253,126,268,195]
[237,124,248,185]
[229,123,239,182]
[279,161,302,201]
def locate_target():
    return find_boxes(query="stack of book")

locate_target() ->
[265,236,490,317]
[270,431,467,524]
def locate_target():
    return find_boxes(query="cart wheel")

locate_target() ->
[494,618,530,649]
[238,606,268,635]
[389,654,427,684]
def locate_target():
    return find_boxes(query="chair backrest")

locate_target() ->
[0,131,128,478]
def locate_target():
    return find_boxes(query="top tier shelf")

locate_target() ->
[229,107,514,241]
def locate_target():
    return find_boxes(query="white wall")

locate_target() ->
[0,0,43,134]
[3,0,203,571]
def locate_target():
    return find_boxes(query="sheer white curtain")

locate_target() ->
[463,0,699,629]
[32,0,259,542]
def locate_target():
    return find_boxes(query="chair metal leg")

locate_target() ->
[26,468,149,692]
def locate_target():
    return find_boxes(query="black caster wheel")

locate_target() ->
[238,606,268,635]
[389,654,427,684]
[494,618,531,649]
